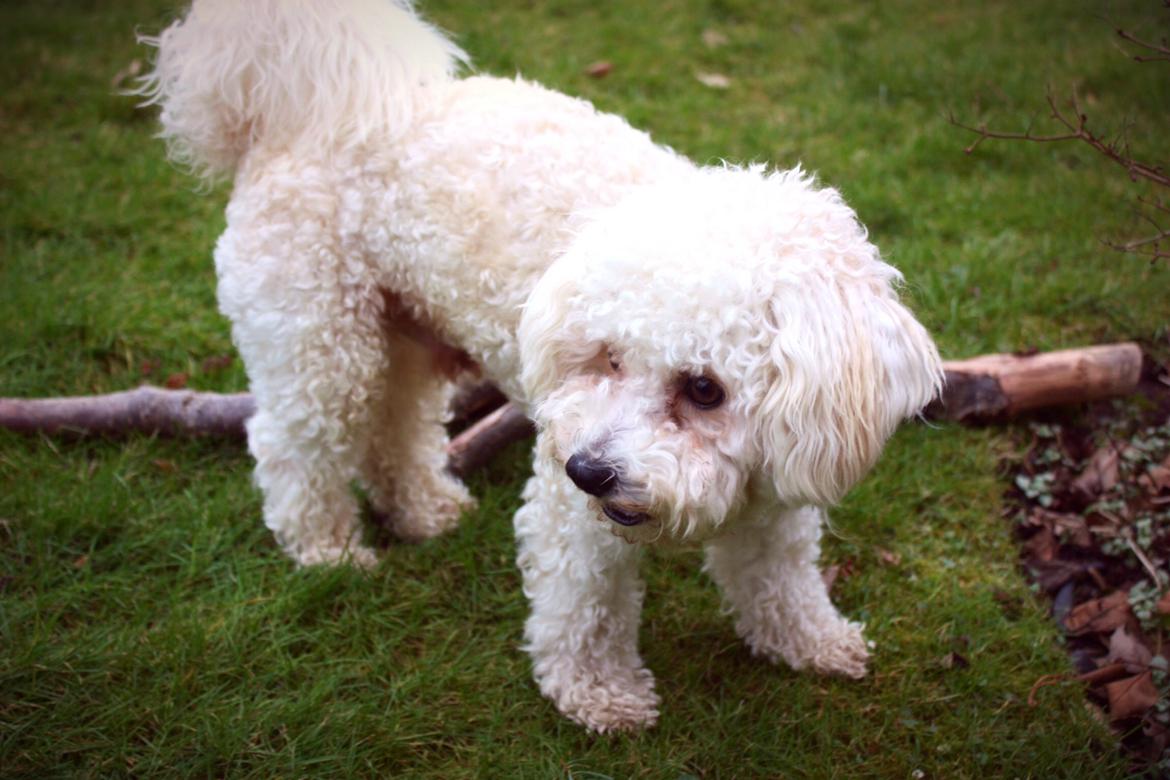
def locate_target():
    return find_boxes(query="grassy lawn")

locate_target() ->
[2,0,1167,776]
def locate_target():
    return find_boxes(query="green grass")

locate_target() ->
[2,0,1167,776]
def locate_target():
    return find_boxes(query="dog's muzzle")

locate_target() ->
[601,503,650,527]
[565,453,618,497]
[565,454,650,527]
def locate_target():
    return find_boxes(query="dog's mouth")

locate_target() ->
[602,503,651,527]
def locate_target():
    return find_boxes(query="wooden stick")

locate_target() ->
[0,383,521,478]
[445,401,534,478]
[0,342,1146,474]
[448,378,508,432]
[0,386,255,438]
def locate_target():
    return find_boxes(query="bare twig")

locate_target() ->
[952,93,1170,189]
[1102,195,1170,262]
[1028,663,1131,706]
[952,21,1169,266]
[1123,527,1165,585]
[1117,26,1170,62]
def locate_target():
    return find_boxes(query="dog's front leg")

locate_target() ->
[704,506,869,678]
[513,458,659,732]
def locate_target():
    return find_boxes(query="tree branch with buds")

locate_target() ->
[951,8,1169,263]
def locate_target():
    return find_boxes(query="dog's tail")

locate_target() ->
[135,0,467,180]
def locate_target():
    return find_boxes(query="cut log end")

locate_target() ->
[929,342,1143,422]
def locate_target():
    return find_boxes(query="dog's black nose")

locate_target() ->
[565,454,618,497]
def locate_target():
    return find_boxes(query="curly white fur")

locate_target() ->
[143,0,943,732]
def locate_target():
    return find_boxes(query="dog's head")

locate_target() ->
[518,166,942,543]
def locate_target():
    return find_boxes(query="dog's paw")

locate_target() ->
[375,474,476,542]
[293,542,379,570]
[806,620,869,679]
[546,669,661,733]
[747,616,869,679]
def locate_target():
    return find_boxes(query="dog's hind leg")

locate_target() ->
[242,313,386,568]
[360,333,475,542]
[218,219,388,569]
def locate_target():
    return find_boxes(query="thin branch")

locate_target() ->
[1143,195,1170,216]
[1117,26,1170,62]
[952,93,1170,189]
[1047,93,1170,188]
[1103,233,1170,262]
[1103,195,1170,261]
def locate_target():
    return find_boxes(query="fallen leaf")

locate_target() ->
[701,28,729,48]
[992,590,1021,619]
[1070,646,1102,675]
[152,459,178,474]
[1064,590,1132,635]
[940,651,970,670]
[1139,461,1170,493]
[1105,672,1158,721]
[876,547,902,566]
[140,358,159,377]
[1156,589,1170,615]
[584,60,613,78]
[1028,558,1087,592]
[165,372,189,389]
[1030,508,1092,547]
[695,72,732,89]
[1143,718,1170,761]
[73,554,88,569]
[1023,527,1058,562]
[821,557,858,593]
[1106,626,1152,673]
[200,354,234,373]
[1052,581,1076,623]
[1072,445,1121,496]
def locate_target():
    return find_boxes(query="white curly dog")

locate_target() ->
[142,0,943,732]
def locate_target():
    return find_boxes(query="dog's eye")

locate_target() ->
[684,375,724,409]
[607,350,621,373]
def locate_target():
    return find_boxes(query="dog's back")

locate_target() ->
[138,0,689,388]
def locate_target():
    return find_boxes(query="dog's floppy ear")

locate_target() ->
[757,279,942,507]
[517,259,581,407]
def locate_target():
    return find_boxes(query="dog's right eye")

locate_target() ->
[584,345,621,377]
[683,375,725,410]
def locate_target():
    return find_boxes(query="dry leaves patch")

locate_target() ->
[1009,356,1170,773]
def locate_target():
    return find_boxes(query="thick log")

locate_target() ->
[929,342,1143,421]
